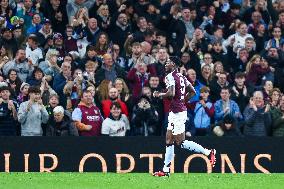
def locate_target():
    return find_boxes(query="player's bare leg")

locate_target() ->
[174,132,216,168]
[153,130,174,177]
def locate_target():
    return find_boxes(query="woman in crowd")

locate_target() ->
[96,4,111,32]
[27,67,45,87]
[96,79,112,102]
[94,32,110,56]
[0,45,13,73]
[6,69,22,99]
[246,57,273,89]
[17,82,29,104]
[114,78,130,104]
[199,64,213,86]
[38,49,61,80]
[270,88,281,108]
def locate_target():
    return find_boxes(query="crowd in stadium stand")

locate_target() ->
[0,0,284,137]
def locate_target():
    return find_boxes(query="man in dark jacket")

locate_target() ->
[109,12,132,52]
[95,53,125,86]
[0,86,18,136]
[46,106,78,136]
[243,91,272,136]
[53,61,72,107]
[131,95,159,136]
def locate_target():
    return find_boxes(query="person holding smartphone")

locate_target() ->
[17,86,49,136]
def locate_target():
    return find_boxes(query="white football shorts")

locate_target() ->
[167,111,187,135]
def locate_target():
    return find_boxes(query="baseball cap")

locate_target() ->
[43,18,51,25]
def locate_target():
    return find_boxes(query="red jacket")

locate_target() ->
[101,99,129,118]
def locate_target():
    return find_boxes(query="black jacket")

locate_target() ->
[95,64,126,87]
[46,112,78,136]
[131,104,159,136]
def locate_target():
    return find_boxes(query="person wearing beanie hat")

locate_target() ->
[46,105,78,136]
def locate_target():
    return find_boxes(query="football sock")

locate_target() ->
[181,140,211,156]
[163,144,174,173]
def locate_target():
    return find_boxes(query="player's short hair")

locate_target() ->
[169,56,181,67]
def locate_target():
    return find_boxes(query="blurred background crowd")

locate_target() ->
[0,0,284,137]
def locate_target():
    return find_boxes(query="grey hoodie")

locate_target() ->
[18,101,49,136]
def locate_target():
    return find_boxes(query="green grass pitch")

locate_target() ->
[0,173,283,189]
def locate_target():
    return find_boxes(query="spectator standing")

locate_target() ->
[189,86,214,136]
[231,72,250,113]
[271,95,284,136]
[95,53,125,85]
[72,90,103,136]
[46,106,78,136]
[18,86,49,136]
[53,61,72,107]
[212,115,242,137]
[3,48,34,82]
[0,86,17,136]
[243,91,272,136]
[209,72,230,102]
[101,102,130,136]
[214,87,242,123]
[101,87,128,118]
[131,95,159,136]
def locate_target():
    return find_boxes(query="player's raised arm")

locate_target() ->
[153,70,175,98]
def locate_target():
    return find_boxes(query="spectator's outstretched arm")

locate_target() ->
[72,108,90,131]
